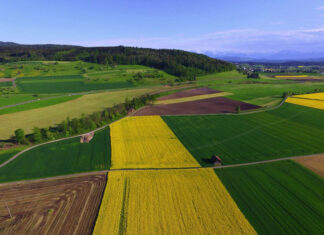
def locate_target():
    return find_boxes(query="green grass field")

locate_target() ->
[163,103,324,166]
[216,161,324,234]
[0,147,25,165]
[0,127,110,183]
[0,95,81,115]
[0,93,59,107]
[0,87,155,140]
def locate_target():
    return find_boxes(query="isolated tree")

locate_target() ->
[14,128,26,144]
[236,105,241,114]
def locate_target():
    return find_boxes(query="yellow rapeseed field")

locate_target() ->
[110,116,200,169]
[155,92,232,105]
[286,97,324,110]
[93,169,256,235]
[292,92,324,101]
[275,75,308,78]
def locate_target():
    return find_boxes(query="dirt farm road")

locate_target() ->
[0,152,322,187]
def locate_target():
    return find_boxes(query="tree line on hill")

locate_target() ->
[13,94,156,144]
[0,44,235,80]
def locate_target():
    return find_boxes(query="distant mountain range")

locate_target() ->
[202,51,324,63]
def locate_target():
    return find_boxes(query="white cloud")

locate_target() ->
[76,27,324,54]
[317,6,324,10]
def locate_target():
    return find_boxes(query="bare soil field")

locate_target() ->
[157,87,221,100]
[0,78,15,83]
[295,155,324,178]
[134,97,260,116]
[0,174,106,235]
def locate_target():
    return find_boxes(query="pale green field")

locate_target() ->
[0,88,156,139]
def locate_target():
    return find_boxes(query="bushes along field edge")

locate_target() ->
[12,94,157,145]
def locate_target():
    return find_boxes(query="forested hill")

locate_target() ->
[0,43,235,78]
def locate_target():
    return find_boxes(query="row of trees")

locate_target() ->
[13,94,156,144]
[0,45,235,80]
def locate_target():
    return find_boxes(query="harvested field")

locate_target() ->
[286,97,324,110]
[110,116,199,169]
[0,174,106,235]
[94,169,256,234]
[0,78,15,83]
[155,92,232,105]
[134,97,260,116]
[295,155,324,178]
[157,87,221,100]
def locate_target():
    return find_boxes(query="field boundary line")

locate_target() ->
[133,96,287,117]
[0,96,288,168]
[0,152,322,186]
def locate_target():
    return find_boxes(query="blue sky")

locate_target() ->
[1,0,324,54]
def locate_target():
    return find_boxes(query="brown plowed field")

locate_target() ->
[0,78,15,83]
[157,87,221,101]
[134,97,260,116]
[295,155,324,178]
[0,174,106,235]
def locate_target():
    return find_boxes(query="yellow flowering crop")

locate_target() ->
[155,92,232,105]
[93,169,256,235]
[275,75,308,78]
[110,116,200,169]
[286,97,324,110]
[292,92,324,101]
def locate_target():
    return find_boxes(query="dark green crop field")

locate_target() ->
[0,127,110,182]
[216,161,324,234]
[163,103,324,166]
[0,82,12,87]
[0,147,25,165]
[16,75,135,93]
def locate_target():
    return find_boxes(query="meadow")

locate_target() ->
[216,161,324,234]
[0,95,80,115]
[110,116,199,169]
[0,127,110,182]
[163,103,324,166]
[94,169,256,234]
[0,88,154,140]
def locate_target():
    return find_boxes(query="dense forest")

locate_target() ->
[0,43,235,78]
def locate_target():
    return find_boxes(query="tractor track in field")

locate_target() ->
[0,152,322,186]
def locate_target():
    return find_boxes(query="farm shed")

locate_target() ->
[80,131,94,143]
[211,155,222,166]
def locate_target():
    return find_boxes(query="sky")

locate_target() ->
[1,0,324,56]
